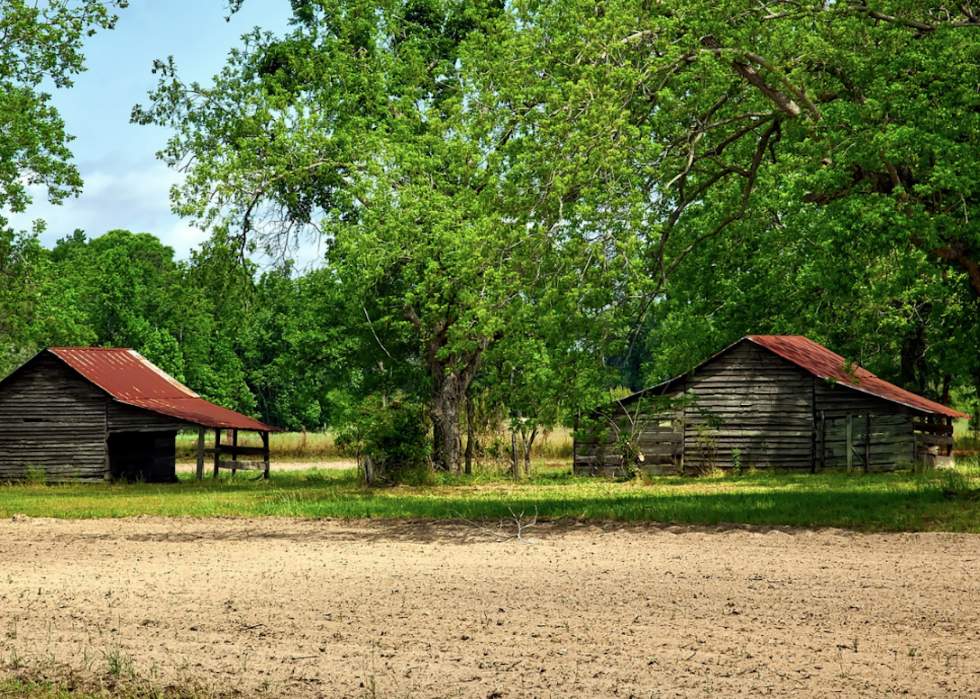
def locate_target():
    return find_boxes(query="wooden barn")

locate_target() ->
[0,347,279,483]
[574,335,969,477]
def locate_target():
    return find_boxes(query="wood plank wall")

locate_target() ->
[573,395,684,477]
[107,402,190,432]
[814,382,915,471]
[682,343,814,472]
[0,354,109,482]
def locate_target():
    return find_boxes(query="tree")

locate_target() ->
[46,229,261,414]
[240,265,366,430]
[135,0,647,471]
[469,0,980,407]
[0,228,95,375]
[0,0,127,215]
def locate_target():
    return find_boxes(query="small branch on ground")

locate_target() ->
[455,507,539,544]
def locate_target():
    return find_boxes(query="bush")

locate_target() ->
[336,399,431,484]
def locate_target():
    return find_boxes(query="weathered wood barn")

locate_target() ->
[0,348,279,483]
[574,336,968,477]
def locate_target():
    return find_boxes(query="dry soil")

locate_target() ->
[0,516,978,698]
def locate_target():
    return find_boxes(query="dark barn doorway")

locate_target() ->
[108,432,178,482]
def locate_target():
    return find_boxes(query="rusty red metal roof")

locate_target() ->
[643,336,968,419]
[745,336,969,419]
[48,348,280,431]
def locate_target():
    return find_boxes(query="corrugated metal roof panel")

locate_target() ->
[48,347,280,431]
[746,335,969,419]
[123,398,277,432]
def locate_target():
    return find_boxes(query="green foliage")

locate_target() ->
[0,226,93,376]
[240,265,369,430]
[0,0,127,214]
[135,0,648,471]
[336,399,432,483]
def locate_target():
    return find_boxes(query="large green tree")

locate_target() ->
[135,0,646,470]
[0,0,126,369]
[479,0,980,405]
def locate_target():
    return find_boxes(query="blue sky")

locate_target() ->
[7,1,299,262]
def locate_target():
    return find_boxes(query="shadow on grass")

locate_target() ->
[3,469,978,537]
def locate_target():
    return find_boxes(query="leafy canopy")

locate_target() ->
[0,0,128,214]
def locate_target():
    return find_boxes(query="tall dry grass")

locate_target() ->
[176,426,575,462]
[176,430,342,461]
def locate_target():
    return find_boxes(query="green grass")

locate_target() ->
[0,675,220,699]
[3,460,980,532]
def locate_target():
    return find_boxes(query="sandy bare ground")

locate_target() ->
[0,518,979,698]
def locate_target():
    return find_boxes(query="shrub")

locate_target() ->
[336,399,431,484]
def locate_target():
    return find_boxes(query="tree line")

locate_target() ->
[4,0,980,476]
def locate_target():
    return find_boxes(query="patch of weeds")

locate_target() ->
[731,448,742,477]
[102,647,136,679]
[397,465,437,487]
[24,464,46,486]
[2,670,228,699]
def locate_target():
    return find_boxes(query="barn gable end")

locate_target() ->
[0,353,109,482]
[681,341,814,472]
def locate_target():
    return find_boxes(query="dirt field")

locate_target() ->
[0,517,978,698]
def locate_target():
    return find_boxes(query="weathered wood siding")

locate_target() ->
[108,402,189,432]
[573,395,685,477]
[814,382,915,471]
[682,343,814,472]
[0,354,109,482]
[576,340,935,478]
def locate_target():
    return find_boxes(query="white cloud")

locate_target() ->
[6,159,198,256]
[7,159,327,270]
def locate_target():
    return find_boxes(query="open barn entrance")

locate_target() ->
[108,431,178,483]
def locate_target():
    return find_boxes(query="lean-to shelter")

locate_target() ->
[0,348,279,482]
[574,336,968,477]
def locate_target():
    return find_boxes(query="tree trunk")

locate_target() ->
[403,304,489,473]
[523,425,537,476]
[511,430,520,480]
[464,394,475,475]
[363,454,375,485]
[431,379,464,473]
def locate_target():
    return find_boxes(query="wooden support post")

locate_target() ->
[195,427,206,480]
[212,428,221,478]
[947,417,954,457]
[231,429,239,478]
[261,431,270,480]
[865,413,872,473]
[846,413,853,473]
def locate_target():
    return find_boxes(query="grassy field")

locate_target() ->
[3,457,980,532]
